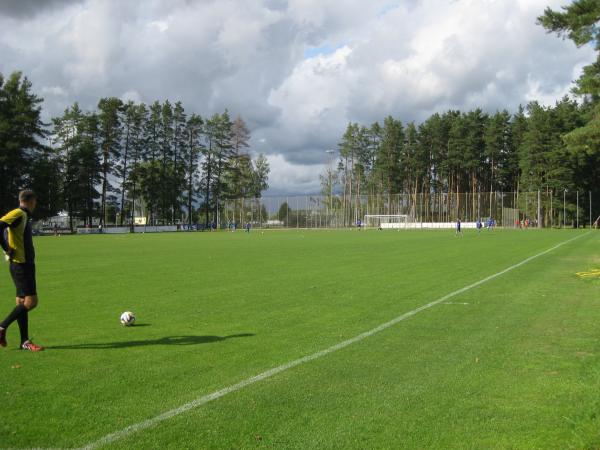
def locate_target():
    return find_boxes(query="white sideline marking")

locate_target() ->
[35,233,591,450]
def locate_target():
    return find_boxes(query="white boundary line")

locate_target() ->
[12,232,590,450]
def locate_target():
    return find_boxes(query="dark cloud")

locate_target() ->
[0,0,81,18]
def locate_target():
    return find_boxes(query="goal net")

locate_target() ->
[364,214,409,230]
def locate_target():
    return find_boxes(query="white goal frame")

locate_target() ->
[364,214,409,230]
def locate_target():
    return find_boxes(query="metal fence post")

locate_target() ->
[576,190,579,229]
[590,191,593,228]
[537,190,541,228]
[550,191,553,228]
[564,191,567,227]
[501,193,504,227]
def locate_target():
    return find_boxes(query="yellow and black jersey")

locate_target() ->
[0,207,35,264]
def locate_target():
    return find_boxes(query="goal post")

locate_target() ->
[363,214,409,230]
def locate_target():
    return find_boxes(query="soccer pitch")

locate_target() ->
[1,229,599,449]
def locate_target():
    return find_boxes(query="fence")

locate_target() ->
[218,191,596,229]
[44,190,597,233]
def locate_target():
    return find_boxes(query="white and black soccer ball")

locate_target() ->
[120,311,136,326]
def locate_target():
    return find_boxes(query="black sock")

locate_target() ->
[17,309,28,344]
[0,304,27,330]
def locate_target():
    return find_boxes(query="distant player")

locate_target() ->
[456,219,462,236]
[245,222,251,233]
[476,218,482,233]
[0,190,44,351]
[356,219,362,230]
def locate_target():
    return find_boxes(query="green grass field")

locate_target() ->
[1,229,599,449]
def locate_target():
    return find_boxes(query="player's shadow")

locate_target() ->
[49,333,255,350]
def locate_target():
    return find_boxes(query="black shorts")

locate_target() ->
[9,263,37,297]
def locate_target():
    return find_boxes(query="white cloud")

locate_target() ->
[121,90,143,103]
[0,0,595,194]
[266,154,325,194]
[41,85,68,97]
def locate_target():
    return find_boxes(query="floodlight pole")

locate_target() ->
[537,190,541,228]
[576,190,579,229]
[326,149,335,227]
[590,191,592,228]
[563,189,567,228]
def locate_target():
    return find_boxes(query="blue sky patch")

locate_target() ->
[304,43,343,59]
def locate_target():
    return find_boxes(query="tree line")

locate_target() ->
[0,72,270,229]
[327,99,595,208]
[324,1,600,224]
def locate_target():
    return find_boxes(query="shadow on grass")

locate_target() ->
[48,333,255,350]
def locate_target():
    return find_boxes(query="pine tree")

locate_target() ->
[208,111,234,226]
[229,115,252,221]
[117,101,135,225]
[201,114,218,227]
[538,0,600,97]
[97,97,123,225]
[252,153,270,198]
[143,101,162,224]
[0,71,48,213]
[183,114,204,225]
[125,103,147,229]
[159,100,174,221]
[172,101,187,222]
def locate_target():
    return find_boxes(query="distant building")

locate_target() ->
[43,211,70,228]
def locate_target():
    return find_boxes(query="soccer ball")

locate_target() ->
[120,311,136,326]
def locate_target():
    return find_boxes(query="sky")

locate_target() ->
[0,0,595,194]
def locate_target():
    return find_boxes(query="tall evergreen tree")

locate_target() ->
[252,153,270,198]
[183,114,204,225]
[97,97,123,226]
[172,101,187,222]
[0,71,49,213]
[125,103,147,228]
[206,111,234,225]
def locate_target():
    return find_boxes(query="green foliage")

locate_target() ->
[538,0,600,48]
[331,96,595,225]
[29,84,269,227]
[538,0,600,96]
[97,97,123,225]
[0,71,53,216]
[277,201,291,222]
[252,153,270,197]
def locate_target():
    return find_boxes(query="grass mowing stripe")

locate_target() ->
[71,231,589,450]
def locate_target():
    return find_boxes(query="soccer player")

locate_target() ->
[456,218,462,236]
[245,222,251,233]
[476,218,482,233]
[0,190,44,351]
